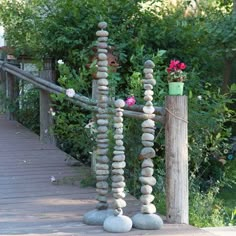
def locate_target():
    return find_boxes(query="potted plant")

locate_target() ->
[167,59,187,95]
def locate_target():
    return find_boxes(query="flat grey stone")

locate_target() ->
[141,185,153,194]
[142,119,155,128]
[97,119,108,125]
[144,90,154,96]
[112,181,125,188]
[103,215,132,233]
[140,147,156,159]
[112,187,124,193]
[98,66,108,72]
[132,213,163,230]
[114,117,123,123]
[115,111,123,117]
[96,175,109,181]
[112,175,124,182]
[112,198,126,208]
[145,73,154,80]
[98,53,107,60]
[97,48,108,53]
[143,106,155,114]
[97,126,108,133]
[142,141,154,147]
[115,140,123,146]
[140,194,155,205]
[113,154,125,162]
[139,176,156,186]
[98,61,108,67]
[114,145,125,151]
[112,168,124,175]
[114,99,125,108]
[96,181,108,189]
[98,22,107,29]
[83,209,114,225]
[112,161,126,169]
[113,192,126,198]
[115,128,123,134]
[144,60,155,69]
[143,68,153,74]
[96,155,109,163]
[114,134,124,139]
[96,188,108,195]
[114,123,123,128]
[96,169,109,175]
[142,133,154,141]
[97,133,108,139]
[96,148,108,155]
[96,30,108,37]
[141,203,156,214]
[97,143,108,148]
[144,95,153,101]
[142,128,155,134]
[142,79,156,86]
[96,163,109,170]
[98,37,108,42]
[142,158,154,168]
[97,78,109,85]
[97,42,108,49]
[141,167,154,177]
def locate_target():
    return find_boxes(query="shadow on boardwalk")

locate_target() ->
[0,115,215,236]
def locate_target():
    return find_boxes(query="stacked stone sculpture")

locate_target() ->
[83,21,114,225]
[132,60,163,230]
[103,99,132,233]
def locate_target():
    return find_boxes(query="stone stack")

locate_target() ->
[95,21,110,211]
[103,99,132,233]
[83,22,113,225]
[132,60,163,230]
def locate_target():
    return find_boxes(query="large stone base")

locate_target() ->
[132,213,163,230]
[103,215,132,233]
[83,209,114,225]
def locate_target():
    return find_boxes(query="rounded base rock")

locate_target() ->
[83,209,114,225]
[132,213,163,230]
[103,215,132,233]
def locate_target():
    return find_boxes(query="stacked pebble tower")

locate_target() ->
[83,21,114,225]
[103,99,132,233]
[132,60,163,230]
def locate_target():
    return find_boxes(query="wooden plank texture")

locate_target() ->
[0,114,215,236]
[165,96,189,224]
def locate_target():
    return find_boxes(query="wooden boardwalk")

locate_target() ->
[0,115,216,236]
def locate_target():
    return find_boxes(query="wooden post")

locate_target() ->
[6,72,15,120]
[0,69,6,113]
[165,96,188,224]
[39,58,56,144]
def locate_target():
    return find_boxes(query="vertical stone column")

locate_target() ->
[132,60,163,230]
[83,22,114,225]
[103,99,132,233]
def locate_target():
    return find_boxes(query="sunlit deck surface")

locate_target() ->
[0,115,216,236]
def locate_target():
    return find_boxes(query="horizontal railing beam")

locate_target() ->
[0,60,164,123]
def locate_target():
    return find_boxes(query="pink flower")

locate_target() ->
[66,88,76,98]
[125,96,136,107]
[178,62,186,70]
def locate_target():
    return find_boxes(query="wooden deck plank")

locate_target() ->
[0,115,216,236]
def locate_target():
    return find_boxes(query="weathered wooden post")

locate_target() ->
[0,69,6,113]
[6,72,15,120]
[39,58,56,144]
[165,95,188,224]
